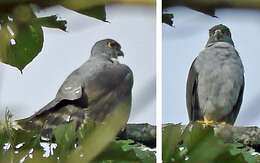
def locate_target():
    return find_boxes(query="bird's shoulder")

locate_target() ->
[83,57,133,77]
[197,42,239,63]
[207,42,234,49]
[56,69,83,101]
[205,42,239,57]
[56,58,132,100]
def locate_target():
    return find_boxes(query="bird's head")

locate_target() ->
[91,39,124,60]
[206,24,234,47]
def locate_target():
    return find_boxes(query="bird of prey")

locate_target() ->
[17,39,133,137]
[186,24,244,125]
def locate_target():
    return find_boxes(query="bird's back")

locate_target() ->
[18,56,133,134]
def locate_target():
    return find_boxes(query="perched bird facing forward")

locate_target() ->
[186,24,244,125]
[17,39,133,137]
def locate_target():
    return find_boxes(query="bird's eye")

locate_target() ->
[108,42,118,49]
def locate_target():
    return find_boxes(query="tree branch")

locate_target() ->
[0,120,156,148]
[118,123,156,148]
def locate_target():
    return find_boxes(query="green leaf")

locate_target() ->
[77,5,107,22]
[96,139,156,162]
[0,6,67,72]
[0,109,156,163]
[52,120,96,161]
[0,6,44,72]
[229,143,257,163]
[68,5,107,22]
[162,123,253,163]
[5,22,43,72]
[33,15,67,31]
[189,6,216,18]
[68,101,133,162]
[162,13,174,26]
[182,123,233,162]
[162,124,182,162]
[214,152,246,163]
[53,122,78,160]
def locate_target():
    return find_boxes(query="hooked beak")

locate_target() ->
[214,29,223,40]
[117,50,124,58]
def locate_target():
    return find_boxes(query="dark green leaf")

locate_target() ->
[214,151,246,163]
[162,124,182,162]
[162,123,253,163]
[182,123,232,162]
[96,139,156,162]
[188,6,216,17]
[0,6,43,72]
[33,15,67,31]
[2,24,43,71]
[5,22,43,72]
[77,5,106,22]
[68,5,107,22]
[229,143,256,163]
[162,13,174,26]
[53,122,78,160]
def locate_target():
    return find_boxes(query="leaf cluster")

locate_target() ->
[0,111,155,163]
[162,123,260,163]
[0,1,106,72]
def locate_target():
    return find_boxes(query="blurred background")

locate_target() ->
[163,7,260,126]
[0,5,156,125]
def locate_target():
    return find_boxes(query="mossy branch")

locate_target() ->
[118,123,156,148]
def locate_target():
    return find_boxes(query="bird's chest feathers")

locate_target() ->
[194,44,244,117]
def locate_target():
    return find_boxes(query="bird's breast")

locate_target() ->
[195,43,244,120]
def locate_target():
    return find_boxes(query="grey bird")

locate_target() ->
[17,39,133,136]
[186,24,244,125]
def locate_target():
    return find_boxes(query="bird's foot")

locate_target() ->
[197,120,216,125]
[197,120,227,126]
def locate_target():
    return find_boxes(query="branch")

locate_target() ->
[164,123,260,152]
[163,0,260,17]
[0,120,156,148]
[163,0,260,9]
[118,123,156,148]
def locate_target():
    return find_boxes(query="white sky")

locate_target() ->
[0,5,156,125]
[163,7,260,126]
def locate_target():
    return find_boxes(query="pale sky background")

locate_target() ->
[163,7,260,126]
[0,5,156,125]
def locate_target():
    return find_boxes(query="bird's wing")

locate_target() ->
[222,75,244,124]
[56,69,83,101]
[186,58,202,121]
[29,69,84,118]
[30,61,133,120]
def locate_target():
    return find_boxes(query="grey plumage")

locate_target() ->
[18,39,133,135]
[186,24,244,125]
